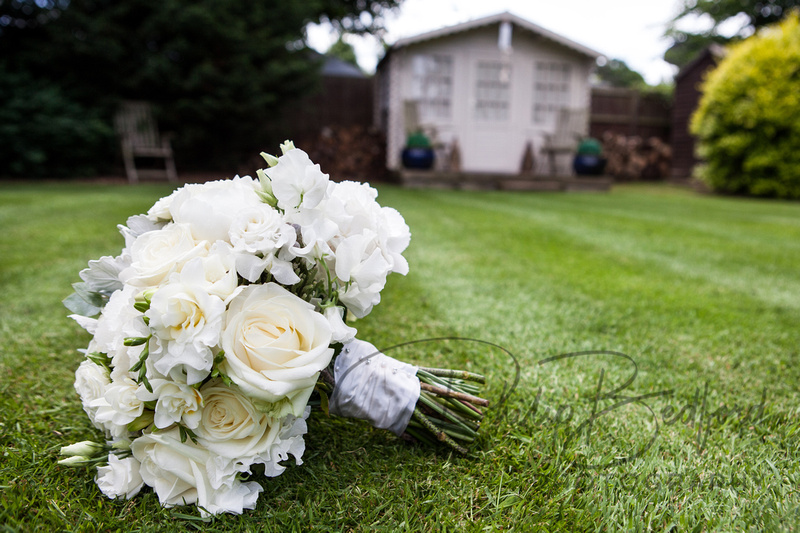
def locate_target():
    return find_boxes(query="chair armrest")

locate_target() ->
[161,132,175,148]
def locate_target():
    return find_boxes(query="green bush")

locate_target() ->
[691,12,800,198]
[0,64,115,178]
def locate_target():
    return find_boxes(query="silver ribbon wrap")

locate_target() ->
[329,339,420,436]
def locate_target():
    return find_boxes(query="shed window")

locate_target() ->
[475,61,511,121]
[533,61,572,124]
[411,55,453,120]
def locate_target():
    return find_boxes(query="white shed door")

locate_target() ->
[462,54,521,174]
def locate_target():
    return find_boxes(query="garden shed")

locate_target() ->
[670,44,726,180]
[375,11,602,176]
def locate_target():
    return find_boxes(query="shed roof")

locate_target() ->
[675,43,727,82]
[321,55,366,78]
[390,11,602,59]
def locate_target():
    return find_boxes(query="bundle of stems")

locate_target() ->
[404,367,488,454]
[316,365,488,454]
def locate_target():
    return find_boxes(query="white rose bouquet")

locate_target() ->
[61,142,488,515]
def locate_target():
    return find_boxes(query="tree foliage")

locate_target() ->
[0,0,401,177]
[664,0,800,68]
[595,59,646,88]
[327,35,360,69]
[691,13,800,198]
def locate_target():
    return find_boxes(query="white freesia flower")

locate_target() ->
[219,283,333,417]
[283,180,410,318]
[121,223,209,289]
[95,454,144,500]
[284,205,339,261]
[375,205,411,276]
[261,408,309,478]
[74,359,111,429]
[131,428,262,516]
[264,148,329,211]
[328,181,410,270]
[169,176,262,243]
[146,274,226,385]
[136,379,203,429]
[323,305,357,343]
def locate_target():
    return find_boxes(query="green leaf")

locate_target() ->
[62,292,101,317]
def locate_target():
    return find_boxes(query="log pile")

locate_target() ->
[602,132,672,181]
[296,125,387,183]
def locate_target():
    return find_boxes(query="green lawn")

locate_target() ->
[1,182,799,531]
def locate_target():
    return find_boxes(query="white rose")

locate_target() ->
[194,381,281,460]
[169,176,262,243]
[74,360,111,428]
[219,283,333,417]
[264,148,329,211]
[146,187,183,222]
[131,428,262,516]
[95,454,144,500]
[121,223,209,288]
[136,379,203,429]
[146,274,226,385]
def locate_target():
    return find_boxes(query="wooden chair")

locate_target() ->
[114,101,177,183]
[541,108,588,175]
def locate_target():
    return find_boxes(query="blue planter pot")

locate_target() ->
[402,147,435,170]
[573,154,606,176]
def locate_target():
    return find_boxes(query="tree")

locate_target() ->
[0,0,401,177]
[664,0,800,69]
[690,13,800,198]
[595,59,646,88]
[327,35,360,69]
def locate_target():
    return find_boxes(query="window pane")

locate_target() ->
[532,61,571,124]
[475,61,510,121]
[412,54,453,120]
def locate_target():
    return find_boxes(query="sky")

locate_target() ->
[306,0,724,85]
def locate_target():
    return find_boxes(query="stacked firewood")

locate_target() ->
[602,132,672,180]
[296,125,387,183]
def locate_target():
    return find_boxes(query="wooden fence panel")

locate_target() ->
[589,87,672,141]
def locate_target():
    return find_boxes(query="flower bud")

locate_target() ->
[260,152,280,168]
[60,440,104,458]
[111,439,133,451]
[279,140,296,155]
[58,455,91,467]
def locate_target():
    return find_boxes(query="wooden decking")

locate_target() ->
[397,171,613,192]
